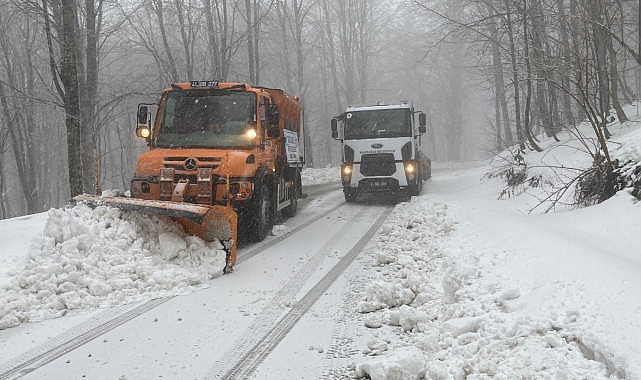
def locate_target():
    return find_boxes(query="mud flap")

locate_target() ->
[73,195,238,274]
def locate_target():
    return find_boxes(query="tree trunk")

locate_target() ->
[152,0,179,81]
[174,0,194,79]
[245,0,255,84]
[321,0,343,112]
[604,12,628,123]
[81,0,99,194]
[275,1,294,91]
[522,0,542,151]
[529,0,557,140]
[555,0,577,127]
[489,2,515,148]
[61,0,83,197]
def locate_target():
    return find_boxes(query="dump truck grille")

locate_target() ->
[360,154,396,176]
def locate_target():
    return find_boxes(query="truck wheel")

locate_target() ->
[409,179,422,196]
[249,184,274,242]
[282,177,299,218]
[397,190,411,203]
[344,189,356,203]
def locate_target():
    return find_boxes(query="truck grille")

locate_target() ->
[360,154,396,176]
[163,156,221,171]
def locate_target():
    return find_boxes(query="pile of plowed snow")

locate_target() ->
[352,197,616,379]
[0,204,227,329]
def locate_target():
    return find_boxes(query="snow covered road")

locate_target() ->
[1,187,396,379]
[1,160,640,379]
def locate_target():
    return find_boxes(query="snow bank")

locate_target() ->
[353,196,620,379]
[353,107,641,379]
[301,166,339,185]
[0,204,227,330]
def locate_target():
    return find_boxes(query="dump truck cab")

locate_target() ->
[331,103,431,202]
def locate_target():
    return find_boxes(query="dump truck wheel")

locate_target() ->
[249,183,274,242]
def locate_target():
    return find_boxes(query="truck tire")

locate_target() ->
[248,183,274,242]
[282,171,299,218]
[344,189,356,203]
[409,178,422,196]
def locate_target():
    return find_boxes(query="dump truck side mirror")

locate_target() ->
[331,118,338,139]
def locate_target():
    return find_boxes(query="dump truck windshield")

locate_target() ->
[156,91,257,148]
[344,109,412,139]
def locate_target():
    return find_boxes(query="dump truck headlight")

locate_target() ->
[246,129,257,139]
[343,165,352,175]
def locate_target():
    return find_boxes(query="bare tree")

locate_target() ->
[203,0,244,80]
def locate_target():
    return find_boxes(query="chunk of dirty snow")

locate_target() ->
[158,232,186,260]
[364,314,383,328]
[397,254,415,267]
[271,224,291,236]
[444,316,483,337]
[355,345,426,380]
[498,287,521,300]
[398,304,429,332]
[442,268,463,302]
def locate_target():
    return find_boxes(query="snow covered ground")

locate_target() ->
[1,107,641,378]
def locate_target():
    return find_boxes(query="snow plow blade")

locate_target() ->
[73,195,238,273]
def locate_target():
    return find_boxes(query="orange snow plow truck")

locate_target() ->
[75,81,304,273]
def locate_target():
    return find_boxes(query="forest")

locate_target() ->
[0,0,639,218]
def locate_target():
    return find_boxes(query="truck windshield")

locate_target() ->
[155,91,256,148]
[344,109,412,139]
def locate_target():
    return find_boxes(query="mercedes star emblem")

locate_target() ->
[184,158,197,170]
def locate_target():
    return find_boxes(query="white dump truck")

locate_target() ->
[331,103,431,202]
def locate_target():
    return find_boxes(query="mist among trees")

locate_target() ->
[0,0,639,218]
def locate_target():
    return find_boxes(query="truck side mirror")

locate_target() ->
[265,103,281,138]
[136,104,151,140]
[268,104,280,127]
[331,118,338,139]
[137,105,148,125]
[267,125,280,138]
[418,112,426,127]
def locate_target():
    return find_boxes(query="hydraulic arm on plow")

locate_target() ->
[75,81,304,274]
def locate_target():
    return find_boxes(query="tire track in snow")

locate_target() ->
[0,190,343,380]
[322,271,366,379]
[210,205,393,380]
[207,203,368,378]
[0,297,169,380]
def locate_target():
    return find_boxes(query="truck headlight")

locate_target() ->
[137,126,150,138]
[404,163,415,174]
[342,164,352,185]
[246,129,257,139]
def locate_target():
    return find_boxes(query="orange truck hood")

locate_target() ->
[135,148,259,178]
